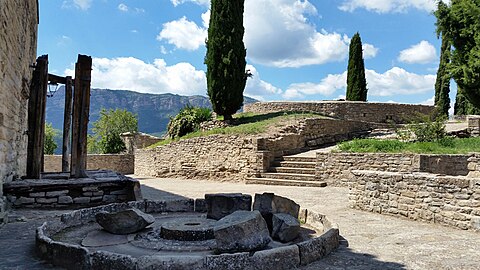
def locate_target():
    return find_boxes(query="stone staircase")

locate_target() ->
[246,156,327,187]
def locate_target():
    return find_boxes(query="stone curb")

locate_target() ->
[36,199,339,269]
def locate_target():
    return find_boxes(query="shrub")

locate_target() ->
[407,114,447,142]
[167,105,212,139]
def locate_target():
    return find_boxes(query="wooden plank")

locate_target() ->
[26,55,49,179]
[61,76,73,172]
[71,55,92,178]
[47,73,66,85]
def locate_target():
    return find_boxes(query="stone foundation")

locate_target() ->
[44,154,134,175]
[348,170,480,231]
[3,170,141,209]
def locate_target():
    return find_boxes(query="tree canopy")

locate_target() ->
[205,0,248,120]
[434,34,451,117]
[346,32,368,101]
[44,122,58,155]
[91,108,138,154]
[435,0,480,108]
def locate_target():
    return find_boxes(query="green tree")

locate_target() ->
[454,86,480,115]
[434,35,451,117]
[167,105,212,139]
[205,0,249,121]
[435,0,480,107]
[346,32,368,101]
[44,122,58,155]
[92,108,138,154]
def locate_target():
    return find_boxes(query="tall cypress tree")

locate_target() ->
[205,0,247,121]
[434,35,451,117]
[346,32,368,101]
[454,86,480,115]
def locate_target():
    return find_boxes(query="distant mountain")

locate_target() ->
[46,87,258,135]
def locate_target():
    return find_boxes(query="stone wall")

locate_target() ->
[135,135,258,181]
[0,0,38,224]
[44,154,134,175]
[244,101,435,124]
[317,153,471,186]
[121,132,163,154]
[135,117,372,180]
[348,170,480,231]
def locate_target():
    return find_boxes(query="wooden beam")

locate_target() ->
[61,76,73,172]
[47,73,67,85]
[27,55,49,179]
[71,55,92,178]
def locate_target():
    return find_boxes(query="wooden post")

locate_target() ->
[26,55,48,179]
[71,55,92,178]
[61,76,73,172]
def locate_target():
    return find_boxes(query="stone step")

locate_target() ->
[246,178,327,188]
[260,172,316,181]
[271,161,316,169]
[276,156,316,163]
[269,167,316,174]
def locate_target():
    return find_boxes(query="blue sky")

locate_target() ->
[38,0,452,106]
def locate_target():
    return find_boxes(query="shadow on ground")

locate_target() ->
[140,184,191,201]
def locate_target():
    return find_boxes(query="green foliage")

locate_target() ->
[44,122,58,155]
[406,114,447,142]
[434,35,451,117]
[338,137,480,154]
[167,105,212,139]
[205,0,248,120]
[435,0,480,108]
[91,108,138,154]
[346,32,368,101]
[454,86,480,115]
[87,134,101,154]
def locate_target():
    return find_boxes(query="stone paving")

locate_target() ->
[1,176,479,269]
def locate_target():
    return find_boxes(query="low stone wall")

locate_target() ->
[3,171,141,209]
[121,132,163,154]
[317,153,472,186]
[44,154,134,175]
[244,101,435,124]
[135,135,258,181]
[348,170,480,231]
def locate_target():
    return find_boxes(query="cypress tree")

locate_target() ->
[434,35,451,117]
[205,0,247,121]
[346,32,368,101]
[454,86,480,115]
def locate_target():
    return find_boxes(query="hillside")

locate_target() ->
[46,87,257,135]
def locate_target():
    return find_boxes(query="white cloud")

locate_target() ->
[244,65,283,101]
[398,40,437,64]
[170,0,210,7]
[339,0,448,13]
[118,3,128,12]
[283,67,436,99]
[62,0,92,10]
[157,17,207,51]
[65,57,207,96]
[363,44,379,59]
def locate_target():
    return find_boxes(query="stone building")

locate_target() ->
[0,0,39,224]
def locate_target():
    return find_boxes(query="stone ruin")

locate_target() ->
[36,193,340,269]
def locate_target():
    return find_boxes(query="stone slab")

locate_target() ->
[205,193,252,220]
[81,230,134,247]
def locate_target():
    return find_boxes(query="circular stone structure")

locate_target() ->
[36,198,340,270]
[160,217,215,241]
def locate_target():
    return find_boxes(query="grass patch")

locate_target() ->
[338,137,480,154]
[149,111,323,147]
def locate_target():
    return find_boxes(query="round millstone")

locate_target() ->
[160,217,216,241]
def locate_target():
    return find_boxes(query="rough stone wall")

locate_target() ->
[0,0,38,224]
[135,135,258,181]
[316,153,418,186]
[317,153,472,186]
[468,116,480,136]
[244,101,435,124]
[44,154,134,175]
[120,132,162,154]
[348,170,480,231]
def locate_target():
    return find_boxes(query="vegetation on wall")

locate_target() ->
[167,105,212,139]
[346,32,368,102]
[205,0,249,120]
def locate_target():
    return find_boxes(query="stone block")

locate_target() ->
[214,210,271,253]
[95,208,155,235]
[205,193,252,220]
[205,252,251,270]
[272,213,300,242]
[46,190,69,197]
[36,197,57,204]
[103,195,117,203]
[253,193,300,231]
[73,197,91,204]
[90,251,136,270]
[296,228,339,265]
[58,196,73,204]
[145,200,166,213]
[137,255,206,270]
[29,192,45,197]
[250,245,300,270]
[165,199,194,212]
[15,197,35,205]
[195,198,207,213]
